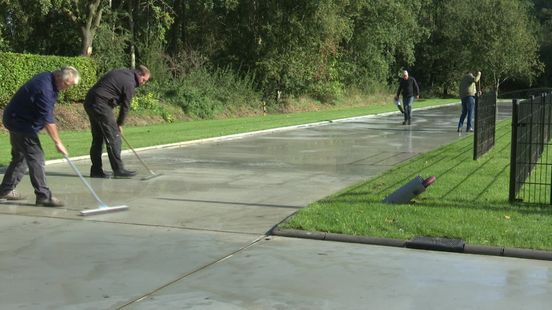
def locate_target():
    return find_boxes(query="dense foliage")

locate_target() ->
[0,52,97,105]
[0,0,550,116]
[415,0,544,95]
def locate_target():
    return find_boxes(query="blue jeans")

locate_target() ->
[403,96,414,121]
[458,96,475,130]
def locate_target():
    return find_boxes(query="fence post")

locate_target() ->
[549,91,552,140]
[529,96,536,201]
[548,92,552,205]
[509,99,519,202]
[473,93,479,160]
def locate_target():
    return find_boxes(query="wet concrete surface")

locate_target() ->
[127,237,552,310]
[1,103,551,309]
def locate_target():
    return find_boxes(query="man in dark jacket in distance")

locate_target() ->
[84,65,150,178]
[394,70,420,125]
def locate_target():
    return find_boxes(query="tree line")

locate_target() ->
[0,0,550,104]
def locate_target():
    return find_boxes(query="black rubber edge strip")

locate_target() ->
[271,227,552,261]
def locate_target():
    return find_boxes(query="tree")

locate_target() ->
[0,0,108,56]
[242,0,353,100]
[57,0,108,56]
[467,0,542,90]
[342,0,429,90]
[0,21,8,52]
[533,0,552,86]
[414,0,462,96]
[415,0,543,94]
[90,7,131,74]
[0,1,76,55]
[166,0,354,101]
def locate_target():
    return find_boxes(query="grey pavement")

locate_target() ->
[1,103,551,309]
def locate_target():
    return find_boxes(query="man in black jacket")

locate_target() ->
[84,65,150,178]
[394,70,420,125]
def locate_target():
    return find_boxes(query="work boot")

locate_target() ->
[0,190,26,201]
[90,169,112,179]
[36,196,64,207]
[114,169,137,178]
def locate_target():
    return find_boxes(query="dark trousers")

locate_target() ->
[0,131,51,200]
[83,101,125,173]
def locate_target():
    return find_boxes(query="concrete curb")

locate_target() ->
[271,227,552,261]
[271,227,406,248]
[45,102,460,165]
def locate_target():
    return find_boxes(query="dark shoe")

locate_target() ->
[90,171,112,179]
[36,196,64,207]
[402,121,406,125]
[114,169,137,178]
[407,120,411,125]
[0,190,26,201]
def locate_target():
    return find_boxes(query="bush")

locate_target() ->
[0,25,8,52]
[158,67,262,119]
[308,80,344,104]
[91,23,130,76]
[131,91,174,123]
[0,52,97,107]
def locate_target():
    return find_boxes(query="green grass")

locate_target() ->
[281,120,552,251]
[0,98,456,166]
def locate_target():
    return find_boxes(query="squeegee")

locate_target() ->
[64,155,129,216]
[121,134,162,181]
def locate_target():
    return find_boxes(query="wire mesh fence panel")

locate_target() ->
[474,91,497,160]
[509,92,552,204]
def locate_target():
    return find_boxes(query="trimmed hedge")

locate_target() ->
[0,52,97,107]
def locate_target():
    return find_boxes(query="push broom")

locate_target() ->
[64,155,129,216]
[121,134,162,181]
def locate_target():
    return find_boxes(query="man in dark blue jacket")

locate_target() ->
[395,70,420,125]
[0,66,80,207]
[84,65,150,178]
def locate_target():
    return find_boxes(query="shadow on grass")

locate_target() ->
[439,143,509,200]
[316,194,552,217]
[339,141,473,200]
[331,121,514,210]
[415,200,552,217]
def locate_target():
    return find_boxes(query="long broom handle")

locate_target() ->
[121,134,156,175]
[64,155,107,207]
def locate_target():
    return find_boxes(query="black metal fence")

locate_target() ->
[499,88,552,99]
[473,91,497,160]
[509,92,552,204]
